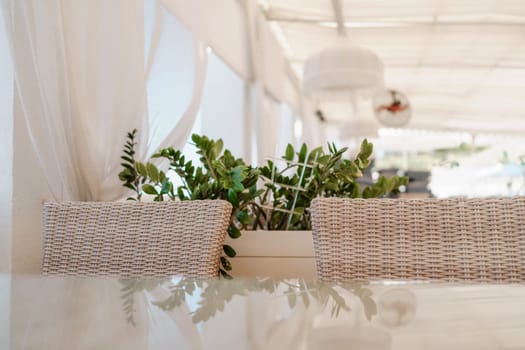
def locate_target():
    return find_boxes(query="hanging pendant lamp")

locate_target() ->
[302,0,384,100]
[302,39,384,99]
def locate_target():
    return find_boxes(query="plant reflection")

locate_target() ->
[120,278,377,325]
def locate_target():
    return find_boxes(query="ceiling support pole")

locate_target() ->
[331,0,347,37]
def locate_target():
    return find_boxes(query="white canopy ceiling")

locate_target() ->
[258,0,525,135]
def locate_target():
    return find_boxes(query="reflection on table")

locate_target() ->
[2,275,525,349]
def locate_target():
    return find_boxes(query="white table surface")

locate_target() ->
[1,274,524,350]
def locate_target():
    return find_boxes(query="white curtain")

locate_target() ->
[0,0,13,276]
[1,0,207,201]
[144,0,208,158]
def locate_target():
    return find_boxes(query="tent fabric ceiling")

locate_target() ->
[258,0,525,134]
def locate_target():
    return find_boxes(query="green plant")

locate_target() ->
[119,131,407,276]
[119,129,146,201]
[118,131,260,278]
[255,140,408,230]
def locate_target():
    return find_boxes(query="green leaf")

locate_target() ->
[219,269,233,279]
[146,163,160,183]
[308,147,323,162]
[177,187,188,200]
[298,144,307,162]
[142,184,158,195]
[231,166,245,192]
[236,210,251,226]
[232,181,244,193]
[220,257,232,271]
[123,183,136,192]
[213,139,224,158]
[159,170,166,183]
[118,168,133,181]
[227,189,240,206]
[160,179,171,194]
[135,162,147,177]
[122,148,134,156]
[223,244,236,258]
[228,226,242,239]
[284,144,294,161]
[191,134,201,144]
[120,162,134,171]
[121,155,134,164]
[358,139,373,160]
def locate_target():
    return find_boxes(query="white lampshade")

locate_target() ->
[339,119,379,139]
[302,40,384,99]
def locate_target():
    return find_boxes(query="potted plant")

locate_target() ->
[118,131,407,278]
[119,130,260,278]
[226,140,408,278]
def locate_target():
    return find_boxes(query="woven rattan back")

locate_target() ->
[42,200,232,278]
[311,197,525,282]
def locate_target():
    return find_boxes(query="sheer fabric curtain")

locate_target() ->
[0,5,13,347]
[1,0,206,201]
[145,0,208,158]
[3,2,205,345]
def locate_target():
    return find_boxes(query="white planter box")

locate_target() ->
[225,230,317,279]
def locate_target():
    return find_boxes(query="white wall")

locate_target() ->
[200,52,247,159]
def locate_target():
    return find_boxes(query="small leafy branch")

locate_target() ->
[151,135,261,276]
[256,140,409,230]
[118,132,260,278]
[118,129,144,201]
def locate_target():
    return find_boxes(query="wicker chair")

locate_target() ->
[42,200,232,278]
[311,197,525,282]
